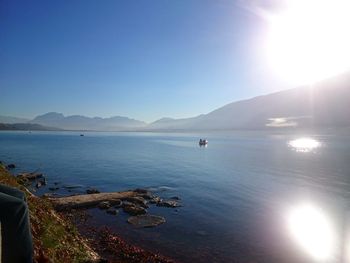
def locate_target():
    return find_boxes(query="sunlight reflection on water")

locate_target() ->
[288,138,321,152]
[286,203,336,262]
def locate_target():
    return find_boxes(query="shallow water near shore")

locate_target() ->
[0,130,349,262]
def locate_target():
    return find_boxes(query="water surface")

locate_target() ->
[0,131,349,262]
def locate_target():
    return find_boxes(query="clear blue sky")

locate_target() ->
[0,0,289,122]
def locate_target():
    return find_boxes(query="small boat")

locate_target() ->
[199,139,208,146]
[80,134,84,137]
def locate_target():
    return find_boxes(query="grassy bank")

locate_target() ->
[0,164,99,263]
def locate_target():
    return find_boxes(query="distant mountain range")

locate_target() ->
[0,115,30,124]
[29,112,146,131]
[0,113,146,131]
[0,123,60,131]
[1,72,350,131]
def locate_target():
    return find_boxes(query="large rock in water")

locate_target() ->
[127,215,166,228]
[98,201,111,209]
[123,204,147,215]
[149,196,162,204]
[122,196,148,208]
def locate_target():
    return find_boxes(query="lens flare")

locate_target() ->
[264,0,350,85]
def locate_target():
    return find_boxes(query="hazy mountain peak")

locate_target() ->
[151,117,175,124]
[34,112,65,119]
[146,72,350,131]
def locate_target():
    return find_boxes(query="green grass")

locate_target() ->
[0,164,97,262]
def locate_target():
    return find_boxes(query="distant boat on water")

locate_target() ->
[199,139,208,146]
[80,134,84,137]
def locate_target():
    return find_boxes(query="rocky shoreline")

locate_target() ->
[1,161,178,262]
[62,210,175,263]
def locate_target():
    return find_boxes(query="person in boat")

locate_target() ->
[0,184,33,262]
[199,139,208,145]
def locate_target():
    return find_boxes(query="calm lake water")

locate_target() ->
[0,131,349,263]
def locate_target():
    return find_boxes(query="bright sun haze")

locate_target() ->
[264,0,350,86]
[287,203,336,261]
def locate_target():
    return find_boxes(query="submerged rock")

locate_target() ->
[149,196,162,204]
[127,215,166,228]
[123,196,148,208]
[63,184,83,189]
[139,193,153,200]
[41,178,47,185]
[106,208,118,215]
[157,186,174,192]
[121,201,134,208]
[157,200,181,208]
[49,186,60,191]
[86,188,100,194]
[112,199,122,208]
[36,178,47,188]
[123,204,147,216]
[98,201,111,209]
[170,196,180,200]
[6,164,16,169]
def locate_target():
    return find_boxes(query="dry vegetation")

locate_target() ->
[0,164,99,263]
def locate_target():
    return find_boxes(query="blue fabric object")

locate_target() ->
[0,184,33,263]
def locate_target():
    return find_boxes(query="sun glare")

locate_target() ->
[287,203,336,261]
[265,0,350,86]
[288,138,320,152]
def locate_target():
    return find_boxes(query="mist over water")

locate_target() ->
[0,131,349,262]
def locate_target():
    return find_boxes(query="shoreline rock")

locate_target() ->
[87,188,100,194]
[1,162,178,262]
[17,172,43,180]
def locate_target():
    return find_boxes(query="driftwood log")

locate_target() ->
[50,190,140,210]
